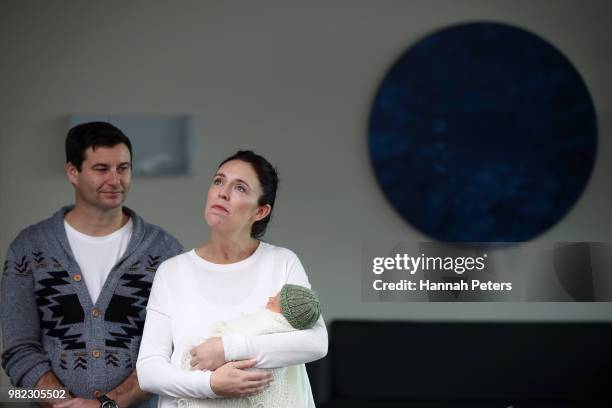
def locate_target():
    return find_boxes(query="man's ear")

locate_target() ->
[253,204,271,222]
[65,162,79,186]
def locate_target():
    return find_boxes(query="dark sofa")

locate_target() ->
[308,320,612,407]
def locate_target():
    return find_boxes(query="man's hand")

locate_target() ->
[106,369,150,407]
[35,371,69,408]
[52,397,98,408]
[190,337,226,371]
[210,359,272,397]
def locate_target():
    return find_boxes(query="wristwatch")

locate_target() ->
[97,394,118,408]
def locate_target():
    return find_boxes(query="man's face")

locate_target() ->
[66,144,132,211]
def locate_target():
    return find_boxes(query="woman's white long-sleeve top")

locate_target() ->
[136,242,328,408]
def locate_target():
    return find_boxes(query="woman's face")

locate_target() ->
[204,159,270,236]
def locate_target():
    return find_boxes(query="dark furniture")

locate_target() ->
[310,320,612,407]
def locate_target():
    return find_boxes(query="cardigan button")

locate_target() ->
[92,349,101,358]
[91,308,100,318]
[73,274,82,282]
[94,390,102,398]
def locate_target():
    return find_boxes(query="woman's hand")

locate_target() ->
[210,359,273,397]
[190,337,226,370]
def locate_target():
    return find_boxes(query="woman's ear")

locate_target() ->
[253,204,272,222]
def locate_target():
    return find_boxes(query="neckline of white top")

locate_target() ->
[188,241,267,271]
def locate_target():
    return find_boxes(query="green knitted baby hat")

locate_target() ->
[279,284,321,330]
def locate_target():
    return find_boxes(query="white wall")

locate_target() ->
[2,2,612,386]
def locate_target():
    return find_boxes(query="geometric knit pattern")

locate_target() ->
[34,266,86,350]
[104,266,154,349]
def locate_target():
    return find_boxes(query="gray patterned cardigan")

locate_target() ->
[1,206,183,398]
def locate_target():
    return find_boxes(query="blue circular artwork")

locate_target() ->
[368,22,597,242]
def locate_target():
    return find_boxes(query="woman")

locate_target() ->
[136,151,328,407]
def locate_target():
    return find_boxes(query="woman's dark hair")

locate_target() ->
[66,121,133,170]
[219,150,279,239]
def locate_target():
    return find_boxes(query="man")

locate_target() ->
[1,122,183,407]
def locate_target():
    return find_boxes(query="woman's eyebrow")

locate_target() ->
[213,173,251,188]
[235,179,251,188]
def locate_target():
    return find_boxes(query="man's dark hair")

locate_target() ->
[219,150,279,239]
[65,121,133,171]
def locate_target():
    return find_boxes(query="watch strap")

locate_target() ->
[97,394,117,408]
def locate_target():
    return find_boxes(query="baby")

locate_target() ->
[178,284,321,408]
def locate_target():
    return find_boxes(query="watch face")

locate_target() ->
[101,401,118,408]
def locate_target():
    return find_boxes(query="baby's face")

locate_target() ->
[265,292,282,313]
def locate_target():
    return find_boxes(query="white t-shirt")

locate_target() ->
[64,219,133,304]
[136,242,327,408]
